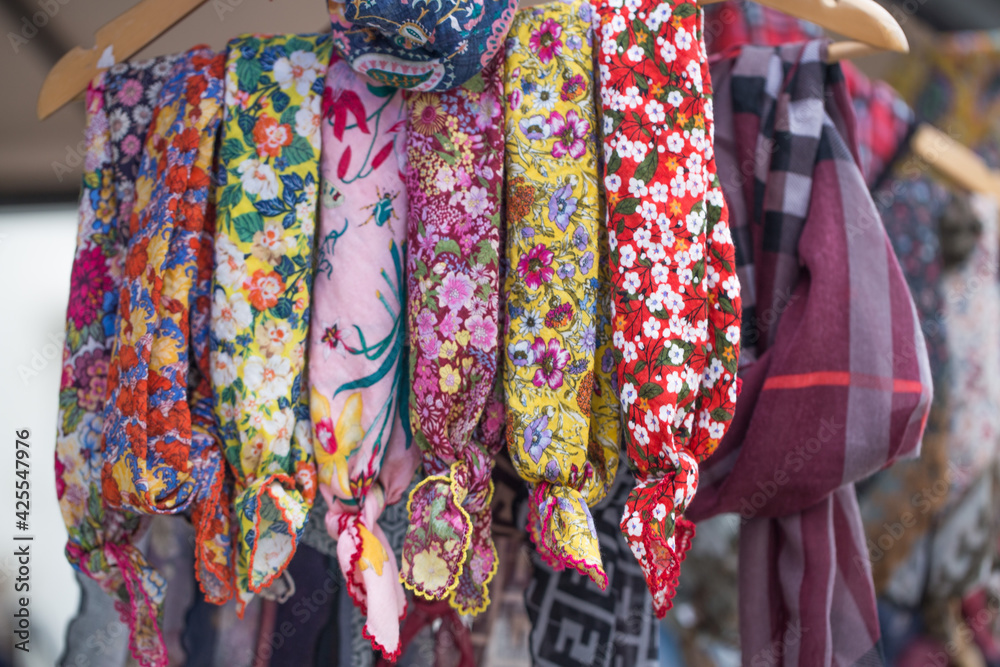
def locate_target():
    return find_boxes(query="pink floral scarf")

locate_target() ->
[308,55,420,660]
[399,52,507,617]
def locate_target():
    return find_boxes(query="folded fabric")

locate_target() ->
[686,41,932,666]
[210,33,330,611]
[308,54,420,660]
[102,47,234,611]
[502,0,619,587]
[524,461,661,667]
[55,55,183,667]
[399,52,506,616]
[595,0,742,616]
[328,0,517,91]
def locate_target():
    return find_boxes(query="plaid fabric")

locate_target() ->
[686,41,932,666]
[841,63,915,190]
[702,0,821,57]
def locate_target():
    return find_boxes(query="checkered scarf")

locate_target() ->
[686,41,932,666]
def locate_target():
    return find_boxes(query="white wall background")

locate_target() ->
[0,205,82,667]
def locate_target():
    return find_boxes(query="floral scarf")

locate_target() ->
[327,0,517,91]
[399,52,506,616]
[210,33,330,611]
[55,56,185,667]
[101,48,234,609]
[595,0,742,615]
[502,0,620,586]
[307,55,420,660]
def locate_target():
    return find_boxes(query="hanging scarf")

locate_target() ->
[101,47,233,607]
[55,55,184,667]
[595,0,742,615]
[211,33,330,611]
[399,52,506,616]
[685,41,932,665]
[327,0,517,92]
[502,0,620,586]
[307,54,419,660]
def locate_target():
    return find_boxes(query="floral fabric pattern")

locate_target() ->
[308,55,419,660]
[210,33,330,611]
[101,48,235,611]
[502,0,620,587]
[105,56,183,237]
[399,53,506,616]
[328,0,517,91]
[55,76,160,667]
[595,0,741,615]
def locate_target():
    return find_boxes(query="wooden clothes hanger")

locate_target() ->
[38,0,908,120]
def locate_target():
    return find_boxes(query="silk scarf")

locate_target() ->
[307,54,420,660]
[502,0,620,587]
[400,52,506,616]
[327,0,517,91]
[210,33,330,611]
[686,41,932,666]
[596,0,742,616]
[101,47,234,611]
[55,56,184,667]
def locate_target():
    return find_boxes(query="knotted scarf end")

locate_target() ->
[528,483,609,590]
[239,474,308,594]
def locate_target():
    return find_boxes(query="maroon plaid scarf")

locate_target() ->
[687,41,932,666]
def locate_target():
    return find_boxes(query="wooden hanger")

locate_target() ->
[38,0,908,120]
[910,125,1000,201]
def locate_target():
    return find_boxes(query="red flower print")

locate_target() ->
[315,417,337,454]
[173,127,201,153]
[550,110,589,160]
[185,74,208,108]
[530,337,570,390]
[166,164,190,194]
[67,243,112,329]
[322,86,369,140]
[245,269,285,310]
[101,465,122,507]
[253,116,293,159]
[517,244,555,290]
[544,302,574,330]
[530,18,563,64]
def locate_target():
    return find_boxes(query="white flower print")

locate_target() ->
[652,503,667,521]
[626,512,643,537]
[216,235,248,290]
[651,263,671,284]
[722,275,740,300]
[642,316,660,338]
[245,354,293,402]
[295,94,322,148]
[621,382,638,406]
[726,325,741,345]
[675,27,692,50]
[212,291,252,341]
[619,244,637,268]
[705,265,720,289]
[666,131,684,152]
[238,159,279,200]
[623,271,641,294]
[667,90,684,108]
[606,173,622,192]
[660,41,677,62]
[274,50,322,97]
[626,44,645,63]
[668,344,685,365]
[665,372,683,394]
[211,351,238,387]
[639,200,658,222]
[263,408,295,457]
[708,421,726,440]
[628,177,648,198]
[464,185,491,217]
[622,340,638,362]
[623,86,642,108]
[645,99,665,123]
[649,181,670,203]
